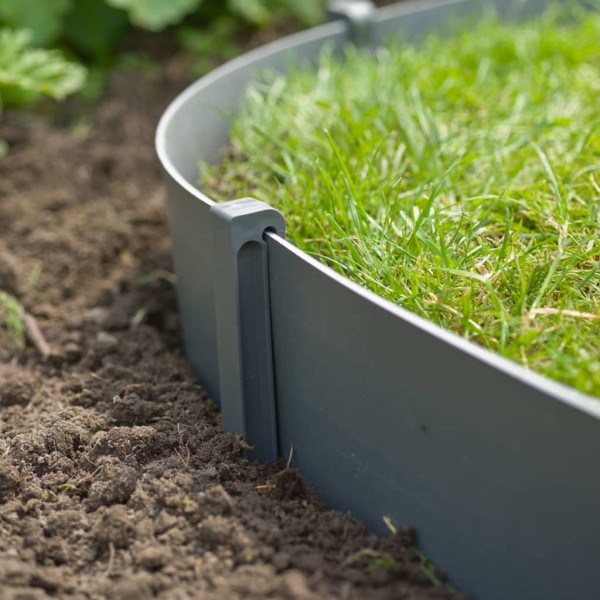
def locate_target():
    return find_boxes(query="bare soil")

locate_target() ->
[0,46,465,600]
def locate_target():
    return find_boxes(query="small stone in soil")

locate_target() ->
[0,365,37,408]
[135,544,170,572]
[92,504,135,551]
[195,484,234,519]
[0,462,21,502]
[85,458,138,510]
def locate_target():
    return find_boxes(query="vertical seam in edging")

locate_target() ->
[327,0,377,47]
[209,198,285,465]
[262,228,283,462]
[262,227,285,464]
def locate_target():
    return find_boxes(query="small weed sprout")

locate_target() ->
[383,516,454,591]
[0,292,25,351]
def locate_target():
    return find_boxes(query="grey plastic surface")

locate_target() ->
[156,1,600,598]
[162,174,219,399]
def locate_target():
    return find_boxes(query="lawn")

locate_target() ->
[205,4,600,397]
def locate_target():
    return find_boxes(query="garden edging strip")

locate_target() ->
[156,2,600,598]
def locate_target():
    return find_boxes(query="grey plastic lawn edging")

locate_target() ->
[156,1,600,598]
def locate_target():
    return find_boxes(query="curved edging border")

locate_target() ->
[156,2,600,599]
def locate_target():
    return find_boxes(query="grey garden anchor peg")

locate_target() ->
[210,198,285,465]
[327,0,376,48]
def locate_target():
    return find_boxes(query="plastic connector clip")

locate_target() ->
[327,0,376,48]
[210,198,285,464]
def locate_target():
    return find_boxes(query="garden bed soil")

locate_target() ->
[0,45,465,600]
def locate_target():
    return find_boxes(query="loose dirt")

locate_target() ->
[0,44,466,600]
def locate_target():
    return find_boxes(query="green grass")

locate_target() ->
[203,4,600,397]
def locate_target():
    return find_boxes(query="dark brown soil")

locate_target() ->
[0,44,465,600]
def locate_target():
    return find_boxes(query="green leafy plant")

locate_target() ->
[205,6,600,396]
[0,27,85,154]
[0,28,86,107]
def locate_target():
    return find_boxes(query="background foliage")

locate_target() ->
[0,0,324,60]
[0,0,324,107]
[0,28,85,107]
